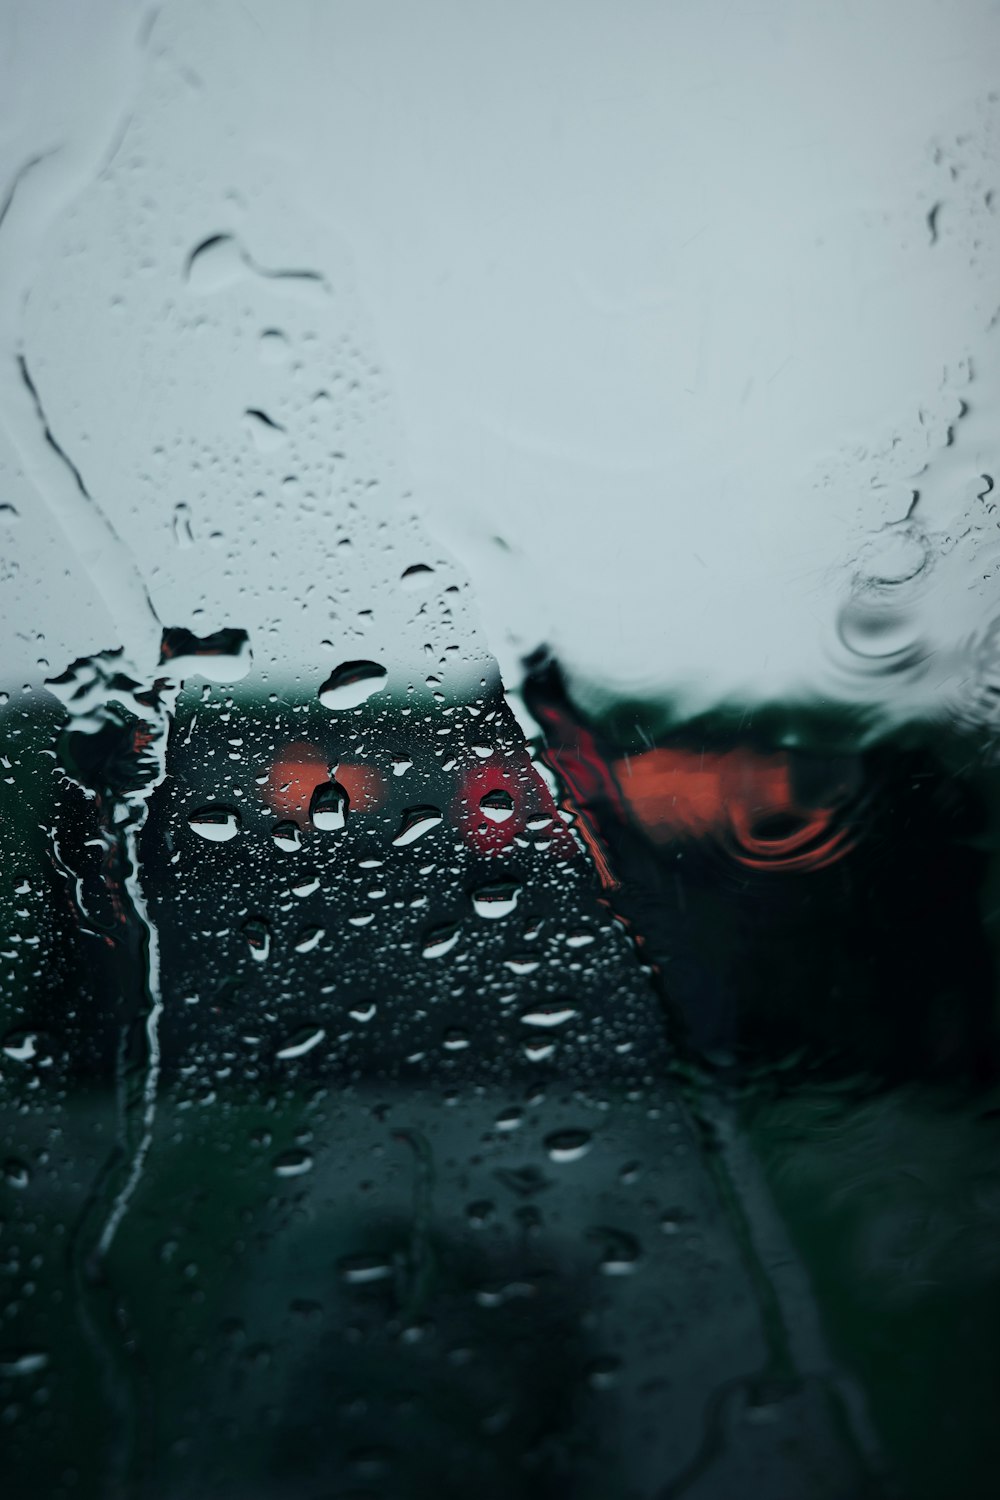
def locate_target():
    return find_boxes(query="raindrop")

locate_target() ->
[276,1027,326,1060]
[0,503,19,525]
[290,872,321,898]
[544,1129,592,1163]
[258,328,290,364]
[349,1001,377,1023]
[523,1039,557,1063]
[4,1158,30,1189]
[319,660,388,710]
[0,1351,49,1377]
[422,922,460,959]
[392,805,443,847]
[188,805,241,842]
[242,916,271,963]
[244,408,287,452]
[836,596,925,669]
[520,1003,576,1029]
[504,955,540,975]
[311,779,349,831]
[338,1254,393,1285]
[587,1356,621,1391]
[588,1226,641,1275]
[2,1031,42,1063]
[480,788,514,823]
[391,756,413,777]
[160,625,252,683]
[272,821,302,852]
[400,563,435,591]
[184,232,245,292]
[443,1029,470,1051]
[495,1165,550,1197]
[471,881,522,920]
[273,1149,313,1178]
[294,926,324,953]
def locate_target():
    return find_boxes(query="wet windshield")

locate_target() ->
[2,5,1000,1498]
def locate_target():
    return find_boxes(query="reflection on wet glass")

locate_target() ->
[1,4,1000,1499]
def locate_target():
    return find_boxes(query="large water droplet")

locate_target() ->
[244,408,287,452]
[294,926,324,953]
[319,660,388,710]
[338,1254,393,1285]
[311,779,349,831]
[271,821,302,852]
[471,881,522,919]
[479,788,514,823]
[392,805,443,847]
[422,922,461,959]
[520,1003,577,1029]
[276,1026,326,1060]
[243,916,271,963]
[544,1129,592,1163]
[188,805,241,842]
[273,1149,313,1178]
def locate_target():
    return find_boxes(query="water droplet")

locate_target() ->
[258,328,290,365]
[471,881,522,920]
[348,911,375,927]
[400,563,435,591]
[349,1001,377,1023]
[520,1003,576,1029]
[4,1157,30,1189]
[391,756,413,777]
[272,821,302,852]
[338,1254,393,1285]
[160,625,252,683]
[0,503,20,525]
[276,1026,326,1060]
[443,1028,470,1051]
[587,1356,621,1391]
[479,788,514,823]
[319,660,388,710]
[836,595,924,667]
[392,805,443,846]
[290,872,321,898]
[544,1129,592,1163]
[565,931,594,949]
[187,805,241,842]
[0,1351,49,1377]
[242,916,271,963]
[2,1030,42,1063]
[294,926,324,953]
[273,1149,313,1178]
[504,955,540,975]
[495,1165,550,1197]
[244,408,287,452]
[311,779,349,831]
[495,1107,523,1131]
[422,922,460,959]
[184,233,245,293]
[523,1039,557,1062]
[588,1226,641,1275]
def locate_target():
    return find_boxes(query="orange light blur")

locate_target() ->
[262,741,385,821]
[614,747,852,873]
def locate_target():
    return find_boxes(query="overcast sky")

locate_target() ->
[1,0,998,731]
